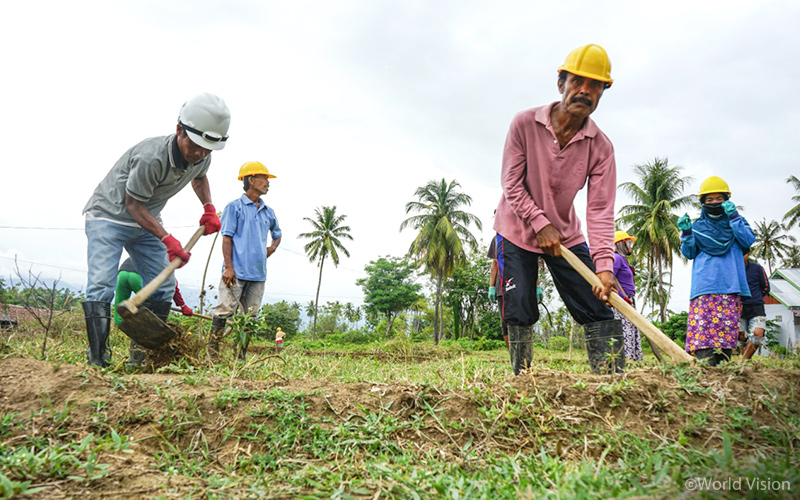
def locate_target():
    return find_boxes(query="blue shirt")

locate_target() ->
[220,194,281,281]
[681,213,755,299]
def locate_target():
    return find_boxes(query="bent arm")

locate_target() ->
[730,215,756,248]
[585,151,616,273]
[191,176,213,205]
[501,118,549,232]
[125,193,168,239]
[267,236,282,258]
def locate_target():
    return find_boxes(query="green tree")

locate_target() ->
[357,256,422,337]
[783,175,800,230]
[298,206,353,339]
[258,301,302,339]
[751,219,797,275]
[616,157,693,322]
[400,179,482,343]
[444,249,491,340]
[653,311,688,344]
[780,245,800,268]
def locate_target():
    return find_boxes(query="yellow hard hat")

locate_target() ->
[614,230,636,243]
[238,161,276,181]
[698,176,731,198]
[558,44,613,87]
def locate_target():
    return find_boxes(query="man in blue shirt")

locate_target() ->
[209,161,282,361]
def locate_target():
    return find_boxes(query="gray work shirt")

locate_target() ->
[83,135,211,226]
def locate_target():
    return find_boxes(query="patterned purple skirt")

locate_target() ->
[612,307,643,360]
[685,294,742,354]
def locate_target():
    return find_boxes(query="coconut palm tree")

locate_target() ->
[298,206,353,339]
[616,157,694,322]
[783,175,800,230]
[780,245,800,268]
[400,179,481,343]
[751,219,797,275]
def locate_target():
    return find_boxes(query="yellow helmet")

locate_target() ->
[698,176,730,198]
[238,161,276,181]
[614,230,636,243]
[558,44,613,87]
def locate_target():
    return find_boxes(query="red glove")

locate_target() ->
[180,304,194,316]
[199,203,221,235]
[623,296,633,305]
[161,234,191,267]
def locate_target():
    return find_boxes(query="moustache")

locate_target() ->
[571,97,593,106]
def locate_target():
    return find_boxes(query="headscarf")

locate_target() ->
[690,208,736,256]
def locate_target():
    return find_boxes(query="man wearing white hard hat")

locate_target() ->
[207,161,282,362]
[82,93,231,367]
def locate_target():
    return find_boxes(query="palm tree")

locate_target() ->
[780,245,800,268]
[616,157,694,322]
[298,206,353,339]
[400,179,482,343]
[751,219,797,274]
[783,175,800,230]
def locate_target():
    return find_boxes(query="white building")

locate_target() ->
[764,268,800,356]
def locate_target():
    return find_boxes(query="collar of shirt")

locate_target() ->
[534,101,599,142]
[169,134,190,170]
[240,193,266,210]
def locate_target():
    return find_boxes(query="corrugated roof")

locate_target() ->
[769,268,800,308]
[772,268,800,287]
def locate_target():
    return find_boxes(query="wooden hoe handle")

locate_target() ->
[123,226,206,313]
[559,245,694,364]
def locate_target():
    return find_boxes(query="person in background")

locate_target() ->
[678,176,755,366]
[113,257,194,327]
[611,231,642,361]
[489,237,544,352]
[739,248,770,360]
[275,327,285,348]
[208,161,282,362]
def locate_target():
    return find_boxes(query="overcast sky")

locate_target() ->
[1,0,798,316]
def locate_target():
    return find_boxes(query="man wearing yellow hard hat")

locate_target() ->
[208,161,282,361]
[492,44,620,375]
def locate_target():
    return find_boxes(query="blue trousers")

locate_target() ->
[85,219,175,303]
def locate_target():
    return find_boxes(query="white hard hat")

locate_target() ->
[178,93,231,151]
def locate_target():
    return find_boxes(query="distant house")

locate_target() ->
[764,268,800,355]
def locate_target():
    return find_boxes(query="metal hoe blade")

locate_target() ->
[117,305,176,350]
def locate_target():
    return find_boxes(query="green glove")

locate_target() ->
[536,286,543,303]
[488,286,496,300]
[722,200,736,216]
[677,214,692,231]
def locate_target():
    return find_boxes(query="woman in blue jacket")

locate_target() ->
[678,176,755,366]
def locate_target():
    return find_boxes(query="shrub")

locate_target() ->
[548,336,570,351]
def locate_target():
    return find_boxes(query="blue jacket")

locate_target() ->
[680,209,755,299]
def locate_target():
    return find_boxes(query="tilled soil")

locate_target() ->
[1,356,798,499]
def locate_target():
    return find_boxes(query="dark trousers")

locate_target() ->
[496,235,613,327]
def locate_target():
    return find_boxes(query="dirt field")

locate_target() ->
[1,353,799,499]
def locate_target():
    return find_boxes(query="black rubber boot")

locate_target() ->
[208,316,227,360]
[584,320,626,374]
[126,300,172,366]
[83,301,111,367]
[508,325,534,375]
[695,348,731,367]
[143,300,172,323]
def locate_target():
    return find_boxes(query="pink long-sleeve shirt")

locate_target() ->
[493,102,617,273]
